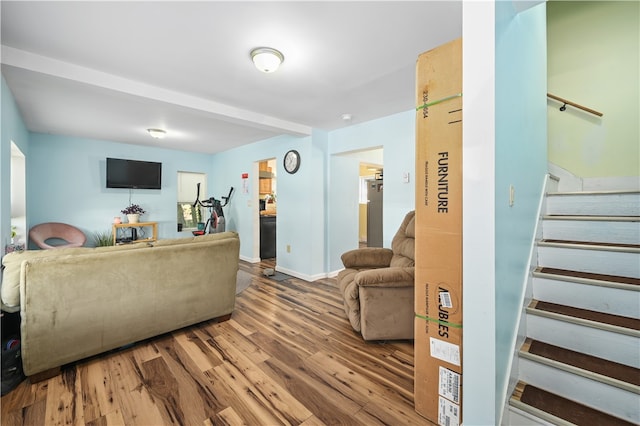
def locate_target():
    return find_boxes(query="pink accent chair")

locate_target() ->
[29,222,86,249]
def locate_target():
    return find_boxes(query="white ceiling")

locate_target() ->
[1,1,462,154]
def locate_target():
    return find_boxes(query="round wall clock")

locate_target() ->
[283,149,301,174]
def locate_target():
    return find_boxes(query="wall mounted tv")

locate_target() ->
[106,157,162,190]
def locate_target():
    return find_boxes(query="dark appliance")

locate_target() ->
[106,157,162,189]
[260,215,276,259]
[367,178,383,247]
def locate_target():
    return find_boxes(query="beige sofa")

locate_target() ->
[337,211,415,341]
[1,232,240,378]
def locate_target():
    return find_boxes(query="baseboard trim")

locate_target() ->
[240,255,261,263]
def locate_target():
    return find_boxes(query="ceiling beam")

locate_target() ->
[1,46,312,137]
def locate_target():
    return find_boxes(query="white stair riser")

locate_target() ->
[526,314,639,368]
[518,358,639,424]
[542,219,640,245]
[533,277,640,318]
[537,246,640,278]
[546,193,640,216]
[506,406,556,426]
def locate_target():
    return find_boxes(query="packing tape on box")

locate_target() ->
[414,313,463,329]
[416,93,463,111]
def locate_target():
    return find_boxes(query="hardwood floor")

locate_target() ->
[1,260,433,425]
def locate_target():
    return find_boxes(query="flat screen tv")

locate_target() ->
[106,157,162,189]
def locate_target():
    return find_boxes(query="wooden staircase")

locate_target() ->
[508,190,640,425]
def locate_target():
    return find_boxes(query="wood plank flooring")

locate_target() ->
[1,260,434,425]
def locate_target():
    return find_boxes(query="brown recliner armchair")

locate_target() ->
[337,211,415,340]
[29,222,86,249]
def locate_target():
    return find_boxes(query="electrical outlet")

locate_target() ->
[509,184,515,207]
[286,244,291,253]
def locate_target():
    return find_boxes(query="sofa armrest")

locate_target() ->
[355,266,414,288]
[341,247,393,269]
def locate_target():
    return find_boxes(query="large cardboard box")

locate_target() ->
[414,37,463,426]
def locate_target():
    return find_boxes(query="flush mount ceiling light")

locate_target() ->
[147,128,167,139]
[250,47,284,73]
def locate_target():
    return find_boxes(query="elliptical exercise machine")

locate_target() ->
[192,183,234,235]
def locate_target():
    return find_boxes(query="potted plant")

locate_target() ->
[121,204,146,224]
[93,230,114,247]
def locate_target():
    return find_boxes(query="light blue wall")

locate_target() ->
[24,124,329,280]
[310,130,329,276]
[209,110,415,278]
[327,110,415,272]
[1,76,29,249]
[494,0,547,418]
[27,133,214,246]
[328,154,360,271]
[210,132,325,278]
[9,103,413,280]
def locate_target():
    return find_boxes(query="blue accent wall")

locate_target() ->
[209,132,323,277]
[1,76,29,249]
[5,104,414,281]
[208,111,415,278]
[328,110,415,272]
[494,0,547,417]
[27,133,214,246]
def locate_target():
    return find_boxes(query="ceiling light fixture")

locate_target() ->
[250,47,284,73]
[147,128,167,139]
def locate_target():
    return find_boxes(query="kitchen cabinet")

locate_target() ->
[259,177,272,195]
[259,162,272,194]
[259,161,273,194]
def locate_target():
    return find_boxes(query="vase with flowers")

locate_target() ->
[121,204,146,224]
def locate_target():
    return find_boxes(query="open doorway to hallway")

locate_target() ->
[10,142,26,249]
[333,147,384,249]
[359,163,383,247]
[256,158,277,260]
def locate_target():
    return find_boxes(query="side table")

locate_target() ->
[112,221,158,244]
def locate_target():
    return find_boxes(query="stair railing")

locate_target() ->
[547,93,603,117]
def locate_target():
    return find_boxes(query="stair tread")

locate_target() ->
[536,267,640,286]
[540,239,640,249]
[547,190,640,196]
[531,300,640,331]
[513,381,636,426]
[524,338,640,386]
[543,215,640,221]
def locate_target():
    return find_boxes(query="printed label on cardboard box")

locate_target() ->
[438,396,460,426]
[430,337,461,366]
[438,366,460,404]
[429,281,461,343]
[421,281,430,334]
[439,290,453,309]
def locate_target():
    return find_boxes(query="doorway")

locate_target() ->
[359,162,383,247]
[256,158,277,260]
[366,174,383,247]
[10,142,26,247]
